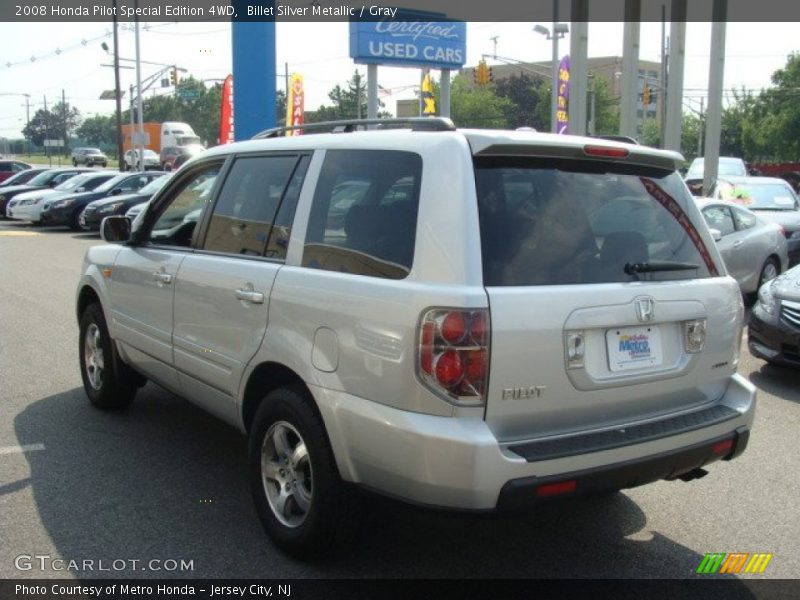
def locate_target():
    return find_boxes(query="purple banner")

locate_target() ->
[556,55,570,134]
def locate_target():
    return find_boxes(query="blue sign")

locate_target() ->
[349,17,467,70]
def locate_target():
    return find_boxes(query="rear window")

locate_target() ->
[475,157,716,286]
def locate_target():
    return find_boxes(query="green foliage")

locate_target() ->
[306,70,389,123]
[591,76,620,135]
[449,74,514,128]
[494,73,548,130]
[640,119,660,148]
[76,114,116,147]
[23,102,81,150]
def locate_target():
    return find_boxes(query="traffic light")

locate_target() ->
[487,66,494,83]
[643,86,652,106]
[474,60,491,86]
[170,68,178,86]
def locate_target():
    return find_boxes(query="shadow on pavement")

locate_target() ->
[11,384,755,585]
[748,363,800,405]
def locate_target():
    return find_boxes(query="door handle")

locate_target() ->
[235,288,265,304]
[153,271,173,285]
[733,240,744,247]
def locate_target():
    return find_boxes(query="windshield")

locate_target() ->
[54,173,94,191]
[718,182,798,210]
[94,173,131,193]
[28,170,62,186]
[177,136,202,146]
[139,174,171,195]
[476,157,716,286]
[86,149,103,155]
[686,158,746,178]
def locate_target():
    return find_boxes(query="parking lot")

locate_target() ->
[1,219,799,581]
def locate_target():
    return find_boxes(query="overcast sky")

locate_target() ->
[0,21,798,139]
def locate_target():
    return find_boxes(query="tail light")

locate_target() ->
[418,308,490,406]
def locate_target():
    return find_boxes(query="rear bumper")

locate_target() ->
[313,373,756,511]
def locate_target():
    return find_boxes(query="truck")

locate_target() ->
[121,121,200,156]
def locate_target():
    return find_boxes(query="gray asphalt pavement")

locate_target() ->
[1,219,799,582]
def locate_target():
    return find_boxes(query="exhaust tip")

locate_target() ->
[678,468,709,482]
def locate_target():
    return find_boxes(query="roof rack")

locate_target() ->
[251,117,456,139]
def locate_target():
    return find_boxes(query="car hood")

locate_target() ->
[752,210,800,230]
[44,190,104,205]
[0,184,47,195]
[773,266,800,301]
[88,191,150,208]
[13,188,60,201]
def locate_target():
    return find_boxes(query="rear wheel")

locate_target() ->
[249,386,355,558]
[79,303,140,409]
[72,159,78,167]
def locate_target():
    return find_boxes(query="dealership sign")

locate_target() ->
[349,18,467,69]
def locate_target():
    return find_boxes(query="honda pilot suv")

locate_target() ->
[76,118,755,558]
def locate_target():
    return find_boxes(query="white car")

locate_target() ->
[6,171,116,223]
[124,149,160,170]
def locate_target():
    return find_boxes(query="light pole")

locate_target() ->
[534,22,569,133]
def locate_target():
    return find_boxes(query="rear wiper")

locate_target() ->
[624,261,699,275]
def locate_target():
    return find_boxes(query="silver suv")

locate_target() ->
[76,118,755,557]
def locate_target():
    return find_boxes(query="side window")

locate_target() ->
[13,163,27,172]
[0,164,11,172]
[148,164,220,247]
[733,207,757,230]
[266,155,309,259]
[303,150,422,280]
[702,206,735,236]
[202,155,299,257]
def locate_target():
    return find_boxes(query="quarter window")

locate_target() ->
[303,150,422,279]
[202,155,301,257]
[732,206,757,230]
[702,206,735,237]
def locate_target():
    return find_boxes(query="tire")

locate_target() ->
[72,159,78,167]
[758,257,780,290]
[79,303,139,410]
[69,209,82,231]
[249,386,355,559]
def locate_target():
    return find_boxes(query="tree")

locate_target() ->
[449,74,514,128]
[77,114,115,146]
[306,70,389,123]
[494,73,548,130]
[22,102,80,150]
[590,76,620,135]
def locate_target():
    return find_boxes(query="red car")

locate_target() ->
[0,160,32,184]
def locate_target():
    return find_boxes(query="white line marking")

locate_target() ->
[0,444,45,455]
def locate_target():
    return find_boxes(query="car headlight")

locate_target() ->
[789,230,800,240]
[53,199,75,208]
[757,280,778,315]
[99,202,124,214]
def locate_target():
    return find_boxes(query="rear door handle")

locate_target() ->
[733,240,744,247]
[235,288,265,304]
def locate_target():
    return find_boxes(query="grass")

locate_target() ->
[15,154,121,169]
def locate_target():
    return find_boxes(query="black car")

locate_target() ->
[0,168,92,217]
[749,264,800,367]
[40,171,165,229]
[79,173,171,230]
[0,167,49,188]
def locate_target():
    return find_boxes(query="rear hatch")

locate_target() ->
[470,138,742,443]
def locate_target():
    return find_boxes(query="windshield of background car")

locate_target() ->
[717,182,798,210]
[178,136,202,146]
[138,174,171,195]
[54,173,104,191]
[94,173,130,193]
[475,156,716,286]
[28,170,61,186]
[686,157,746,178]
[86,149,103,155]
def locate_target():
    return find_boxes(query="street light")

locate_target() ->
[534,22,568,134]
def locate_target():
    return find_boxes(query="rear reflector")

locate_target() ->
[536,480,577,498]
[583,145,630,159]
[712,439,735,456]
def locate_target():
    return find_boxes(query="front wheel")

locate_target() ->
[759,257,780,290]
[249,386,355,558]
[79,303,139,409]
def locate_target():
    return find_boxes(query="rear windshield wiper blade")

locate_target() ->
[624,261,700,275]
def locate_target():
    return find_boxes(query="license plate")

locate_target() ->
[606,325,663,372]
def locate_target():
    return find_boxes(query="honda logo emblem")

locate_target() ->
[635,297,655,323]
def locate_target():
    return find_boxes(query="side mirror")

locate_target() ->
[709,228,723,242]
[101,216,131,243]
[111,187,123,196]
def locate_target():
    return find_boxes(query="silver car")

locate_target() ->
[697,198,788,295]
[76,119,756,558]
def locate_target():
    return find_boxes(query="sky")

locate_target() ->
[0,20,798,139]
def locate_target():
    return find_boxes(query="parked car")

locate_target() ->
[685,156,748,197]
[123,148,160,170]
[160,144,204,171]
[0,167,49,188]
[79,174,171,230]
[710,176,800,267]
[697,198,788,296]
[125,200,149,222]
[749,263,800,367]
[7,171,116,223]
[77,118,755,558]
[0,168,92,217]
[41,171,164,229]
[0,160,32,184]
[71,147,109,167]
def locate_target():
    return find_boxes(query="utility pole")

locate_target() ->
[697,96,705,158]
[43,95,51,166]
[62,88,67,156]
[134,1,145,172]
[490,35,499,59]
[284,62,289,124]
[588,74,596,135]
[551,0,559,133]
[659,4,667,147]
[113,0,123,170]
